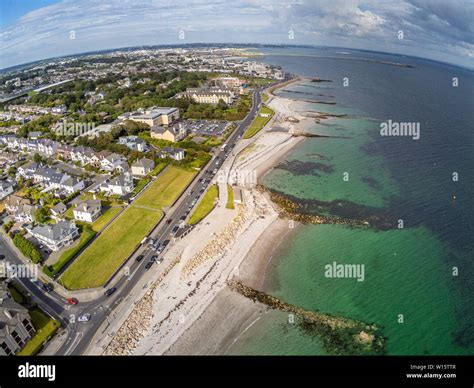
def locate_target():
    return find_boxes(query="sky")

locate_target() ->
[0,0,473,69]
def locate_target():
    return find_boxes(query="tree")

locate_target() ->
[34,207,49,224]
[33,153,43,163]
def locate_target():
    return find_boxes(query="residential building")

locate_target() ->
[131,158,155,177]
[26,221,79,252]
[0,282,35,356]
[118,136,148,152]
[157,147,185,161]
[150,123,187,143]
[178,89,234,104]
[99,172,134,196]
[50,202,67,221]
[73,199,101,223]
[0,181,14,200]
[5,196,36,223]
[100,153,126,172]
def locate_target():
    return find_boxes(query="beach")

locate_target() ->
[102,80,315,356]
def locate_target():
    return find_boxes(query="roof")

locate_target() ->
[29,221,77,242]
[51,202,67,215]
[0,282,31,340]
[132,157,154,168]
[75,199,101,214]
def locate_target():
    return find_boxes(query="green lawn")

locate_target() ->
[132,177,151,196]
[17,309,60,356]
[60,166,196,290]
[226,185,235,209]
[150,162,168,176]
[188,185,218,225]
[91,206,122,232]
[60,206,162,289]
[243,106,274,139]
[134,166,196,210]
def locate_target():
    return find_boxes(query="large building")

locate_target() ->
[119,107,180,127]
[0,282,35,355]
[178,88,234,105]
[131,158,155,177]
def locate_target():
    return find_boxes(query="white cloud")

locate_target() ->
[0,0,472,68]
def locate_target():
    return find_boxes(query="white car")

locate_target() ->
[78,314,91,322]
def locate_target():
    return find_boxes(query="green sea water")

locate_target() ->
[226,48,473,355]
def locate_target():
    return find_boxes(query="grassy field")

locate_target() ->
[188,185,218,225]
[91,206,122,232]
[17,308,60,356]
[243,106,274,139]
[43,226,97,278]
[226,185,235,209]
[134,166,196,210]
[60,166,195,290]
[60,206,162,289]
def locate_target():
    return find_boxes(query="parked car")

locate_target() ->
[104,287,117,297]
[78,314,91,322]
[67,298,78,305]
[172,226,179,234]
[162,240,170,247]
[150,255,158,262]
[166,218,172,224]
[136,255,144,263]
[148,238,156,246]
[0,255,5,260]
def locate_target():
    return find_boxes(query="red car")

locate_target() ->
[67,298,78,305]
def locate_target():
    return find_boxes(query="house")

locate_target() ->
[0,181,14,200]
[26,221,79,252]
[51,105,67,115]
[73,199,101,223]
[0,282,35,355]
[131,158,155,177]
[50,202,67,221]
[150,124,187,143]
[5,196,36,223]
[100,153,126,171]
[99,172,134,196]
[118,136,148,152]
[28,131,43,140]
[158,147,185,161]
[17,161,39,180]
[115,161,130,174]
[31,166,85,195]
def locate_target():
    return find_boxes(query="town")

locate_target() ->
[0,45,285,356]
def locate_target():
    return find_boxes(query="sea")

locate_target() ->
[226,46,474,355]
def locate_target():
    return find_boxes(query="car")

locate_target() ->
[38,244,44,249]
[148,238,155,246]
[43,283,54,292]
[67,298,78,305]
[145,261,154,270]
[157,246,164,254]
[136,255,144,263]
[162,240,170,247]
[104,287,117,297]
[171,226,179,234]
[179,216,186,222]
[166,218,172,224]
[0,255,5,260]
[150,255,158,262]
[188,190,194,196]
[78,314,91,322]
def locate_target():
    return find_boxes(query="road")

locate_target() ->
[0,81,276,355]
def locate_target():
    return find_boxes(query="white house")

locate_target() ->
[0,181,14,200]
[101,153,126,171]
[27,221,79,252]
[99,172,134,196]
[73,199,102,223]
[131,158,155,177]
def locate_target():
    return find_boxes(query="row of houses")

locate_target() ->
[177,87,235,105]
[17,162,85,195]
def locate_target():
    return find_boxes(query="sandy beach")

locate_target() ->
[103,79,312,356]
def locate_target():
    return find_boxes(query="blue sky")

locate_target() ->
[0,0,473,69]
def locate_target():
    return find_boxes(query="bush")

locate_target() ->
[12,234,42,263]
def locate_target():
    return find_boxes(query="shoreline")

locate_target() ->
[103,77,310,356]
